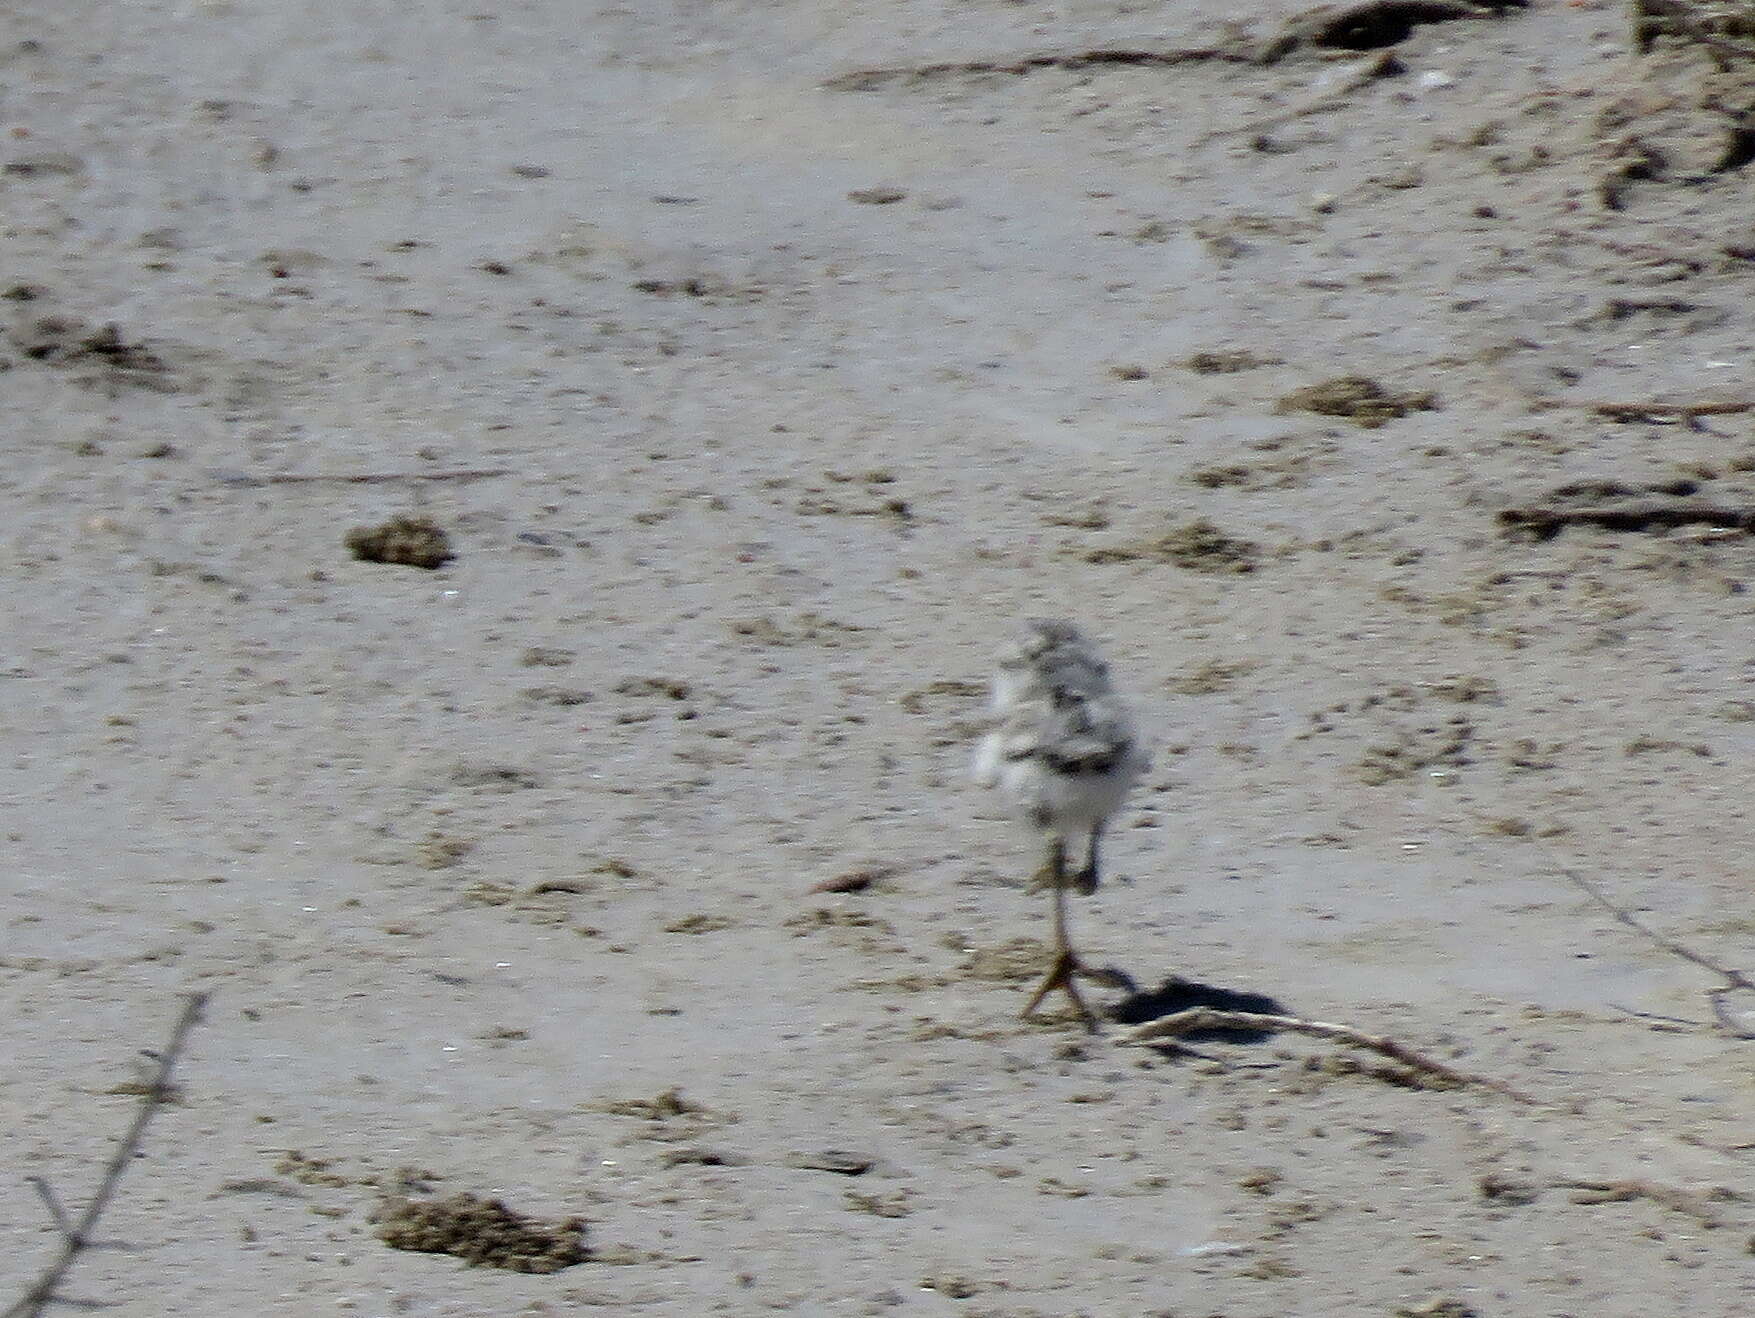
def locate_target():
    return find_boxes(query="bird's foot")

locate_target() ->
[1020,948,1102,1033]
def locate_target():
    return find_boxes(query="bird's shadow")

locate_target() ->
[1106,975,1290,1044]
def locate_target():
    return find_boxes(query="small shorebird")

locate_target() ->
[973,620,1147,1030]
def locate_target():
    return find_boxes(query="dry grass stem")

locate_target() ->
[1117,1006,1538,1104]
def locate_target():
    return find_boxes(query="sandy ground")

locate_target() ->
[6,0,1755,1313]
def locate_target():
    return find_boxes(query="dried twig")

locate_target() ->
[1554,1177,1740,1226]
[1531,398,1751,429]
[826,0,1528,91]
[1116,1006,1537,1104]
[5,992,208,1318]
[1498,501,1755,539]
[1551,867,1755,1039]
[213,468,512,488]
[1604,1002,1698,1031]
[1589,401,1751,424]
[823,47,1249,92]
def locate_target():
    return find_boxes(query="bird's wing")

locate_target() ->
[987,695,1126,764]
[1035,696,1141,774]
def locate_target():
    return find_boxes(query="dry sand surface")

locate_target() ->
[6,0,1755,1313]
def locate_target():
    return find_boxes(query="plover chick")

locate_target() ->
[973,619,1148,1030]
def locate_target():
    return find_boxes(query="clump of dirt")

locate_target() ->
[1429,674,1501,703]
[899,678,986,713]
[274,1150,352,1187]
[792,488,915,522]
[344,514,454,569]
[1184,348,1284,374]
[451,762,539,790]
[664,912,736,933]
[1478,1172,1543,1206]
[728,612,869,646]
[1275,375,1438,428]
[1185,464,1258,490]
[809,862,899,894]
[630,273,765,303]
[961,937,1050,983]
[7,313,171,388]
[1355,717,1475,784]
[417,832,475,869]
[459,879,584,926]
[783,906,894,934]
[520,646,575,667]
[1632,0,1755,53]
[522,685,593,705]
[784,1149,878,1175]
[373,1192,587,1273]
[1085,518,1260,572]
[1169,658,1260,695]
[1395,1297,1481,1318]
[592,1087,730,1141]
[39,321,164,370]
[849,1188,915,1217]
[1303,1051,1463,1092]
[596,1087,704,1120]
[614,676,693,699]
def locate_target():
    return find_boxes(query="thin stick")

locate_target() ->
[823,46,1249,91]
[1117,1007,1538,1104]
[1551,867,1755,1039]
[214,468,513,487]
[1529,398,1750,433]
[1532,399,1751,421]
[1498,502,1755,539]
[1554,1177,1735,1226]
[5,992,208,1318]
[1591,401,1750,423]
[1604,1002,1697,1030]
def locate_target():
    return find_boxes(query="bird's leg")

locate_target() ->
[1060,824,1135,992]
[1020,836,1101,1032]
[1072,823,1103,896]
[1028,835,1067,892]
